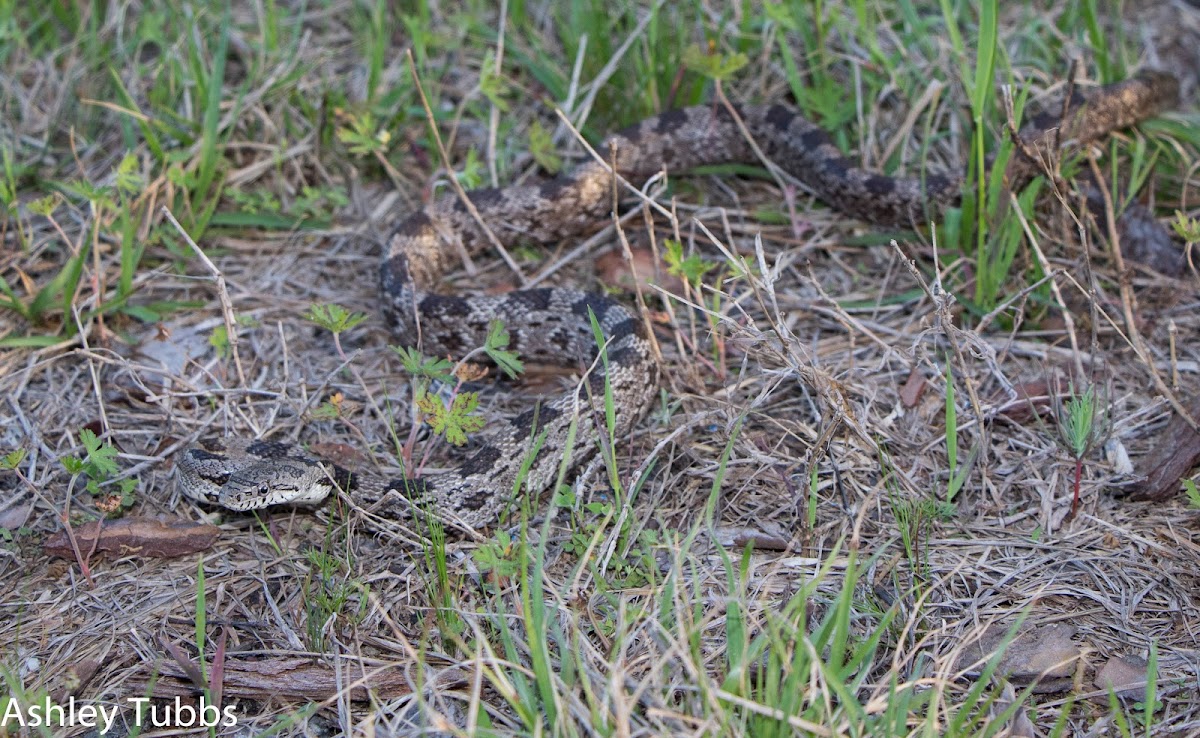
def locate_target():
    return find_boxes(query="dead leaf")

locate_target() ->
[899,369,926,408]
[713,524,792,551]
[994,682,1037,738]
[0,501,32,531]
[596,247,685,296]
[954,622,1081,694]
[1094,655,1149,700]
[43,518,220,560]
[994,378,1054,423]
[309,442,369,469]
[50,658,102,703]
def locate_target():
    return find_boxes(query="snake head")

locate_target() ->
[217,462,334,510]
[178,439,337,512]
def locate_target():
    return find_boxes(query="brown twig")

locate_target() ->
[162,206,247,388]
[1086,154,1197,431]
[404,48,527,285]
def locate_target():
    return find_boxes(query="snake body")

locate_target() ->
[178,72,1180,528]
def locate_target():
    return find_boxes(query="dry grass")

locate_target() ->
[2,1,1199,736]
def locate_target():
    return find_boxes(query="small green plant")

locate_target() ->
[209,315,258,360]
[1053,381,1111,515]
[61,429,136,514]
[391,344,457,471]
[391,318,521,474]
[1,448,27,470]
[478,50,511,111]
[1172,209,1200,243]
[335,111,392,157]
[472,529,523,580]
[1,450,30,547]
[0,193,87,330]
[420,502,466,645]
[893,495,955,576]
[560,497,660,589]
[943,364,974,502]
[293,185,349,220]
[527,120,562,174]
[226,188,283,215]
[416,391,486,447]
[304,303,368,336]
[392,346,456,386]
[681,41,748,82]
[1183,479,1200,509]
[304,302,369,379]
[309,391,346,421]
[453,148,486,189]
[663,238,717,289]
[334,108,405,186]
[881,440,954,575]
[302,548,368,651]
[482,319,523,377]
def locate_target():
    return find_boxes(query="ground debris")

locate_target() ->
[150,656,415,702]
[1129,391,1200,501]
[43,517,220,560]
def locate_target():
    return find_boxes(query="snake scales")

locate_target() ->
[177,71,1180,528]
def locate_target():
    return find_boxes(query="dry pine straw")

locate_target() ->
[2,8,1200,738]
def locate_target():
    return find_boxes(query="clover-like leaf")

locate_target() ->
[305,303,368,334]
[528,120,562,174]
[1,449,26,470]
[663,239,715,287]
[1184,479,1200,509]
[485,320,523,379]
[79,428,119,478]
[417,391,486,446]
[1172,210,1200,242]
[115,153,144,195]
[682,42,748,82]
[392,345,456,384]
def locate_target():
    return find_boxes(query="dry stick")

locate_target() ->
[485,0,507,188]
[9,457,95,586]
[1169,319,1180,390]
[1053,269,1146,350]
[404,49,527,286]
[1086,155,1198,430]
[560,34,587,120]
[729,242,862,516]
[802,269,902,359]
[644,196,696,401]
[608,143,664,364]
[162,206,247,388]
[72,305,111,436]
[891,241,992,464]
[879,79,946,166]
[1000,81,1096,382]
[712,84,791,197]
[689,222,772,384]
[1055,60,1082,153]
[973,267,1060,335]
[1007,191,1086,380]
[552,108,674,222]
